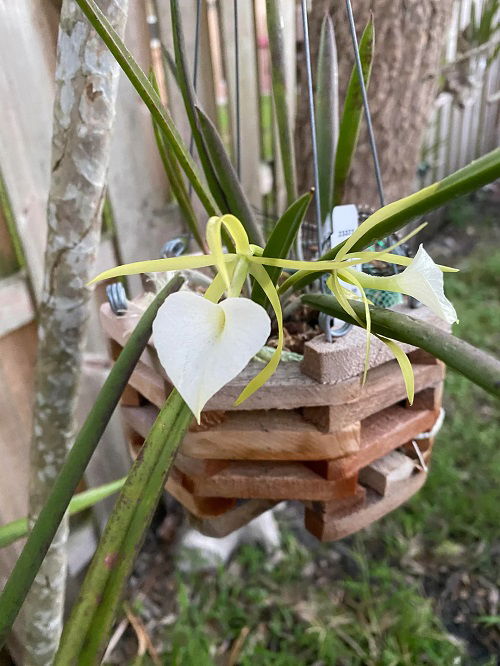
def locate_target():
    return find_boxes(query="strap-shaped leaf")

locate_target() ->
[251,190,313,307]
[151,109,206,251]
[266,0,298,206]
[196,106,264,245]
[169,0,228,211]
[73,0,217,216]
[316,14,339,223]
[333,16,374,206]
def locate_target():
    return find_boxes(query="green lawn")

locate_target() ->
[135,229,500,666]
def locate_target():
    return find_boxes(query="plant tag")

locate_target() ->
[330,205,361,291]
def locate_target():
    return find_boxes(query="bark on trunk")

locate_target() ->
[295,0,454,208]
[24,1,128,664]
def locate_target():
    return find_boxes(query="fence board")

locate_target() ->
[0,1,55,300]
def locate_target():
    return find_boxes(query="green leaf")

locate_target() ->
[266,0,297,207]
[73,0,217,217]
[0,478,126,549]
[169,0,228,212]
[251,190,313,308]
[153,120,206,251]
[316,14,339,224]
[0,276,184,648]
[302,292,500,400]
[333,16,374,206]
[195,106,264,245]
[55,391,193,664]
[283,147,500,292]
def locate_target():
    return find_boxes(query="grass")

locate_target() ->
[126,218,500,666]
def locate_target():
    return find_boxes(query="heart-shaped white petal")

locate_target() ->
[152,291,271,421]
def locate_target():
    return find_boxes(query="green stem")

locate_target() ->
[302,293,500,399]
[0,478,126,549]
[0,276,183,647]
[55,391,193,665]
[285,148,500,292]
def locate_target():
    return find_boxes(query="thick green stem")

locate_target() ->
[80,394,192,663]
[302,293,500,399]
[0,277,183,648]
[285,148,500,292]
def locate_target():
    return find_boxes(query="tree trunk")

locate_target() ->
[24,1,128,664]
[295,0,454,208]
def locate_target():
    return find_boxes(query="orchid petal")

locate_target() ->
[248,256,346,271]
[339,269,372,384]
[234,263,283,406]
[345,245,458,325]
[89,254,225,285]
[153,291,270,421]
[376,335,415,404]
[326,273,364,327]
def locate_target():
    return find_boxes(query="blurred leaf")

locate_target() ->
[195,106,264,245]
[73,0,217,216]
[252,190,313,308]
[316,13,339,224]
[0,478,126,549]
[169,0,228,212]
[333,16,374,206]
[266,0,297,206]
[149,72,206,252]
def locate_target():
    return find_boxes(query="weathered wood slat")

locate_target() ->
[359,451,416,495]
[180,461,358,501]
[304,470,428,542]
[186,499,278,538]
[305,406,438,481]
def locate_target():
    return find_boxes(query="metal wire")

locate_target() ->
[234,0,241,178]
[300,0,324,262]
[345,0,385,208]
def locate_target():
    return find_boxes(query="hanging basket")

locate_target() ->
[100,296,447,542]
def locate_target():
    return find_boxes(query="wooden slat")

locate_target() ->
[186,498,278,538]
[305,406,438,481]
[304,470,428,542]
[180,461,358,501]
[122,404,361,460]
[358,451,416,496]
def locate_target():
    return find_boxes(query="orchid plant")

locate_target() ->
[1,1,499,662]
[92,213,458,420]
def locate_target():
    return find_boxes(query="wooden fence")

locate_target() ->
[0,0,498,642]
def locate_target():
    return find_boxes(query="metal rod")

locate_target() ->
[300,0,323,262]
[345,0,385,208]
[234,0,241,177]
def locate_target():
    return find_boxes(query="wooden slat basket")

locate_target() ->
[100,297,446,542]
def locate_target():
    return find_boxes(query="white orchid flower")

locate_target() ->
[91,213,457,417]
[152,291,270,421]
[342,244,458,325]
